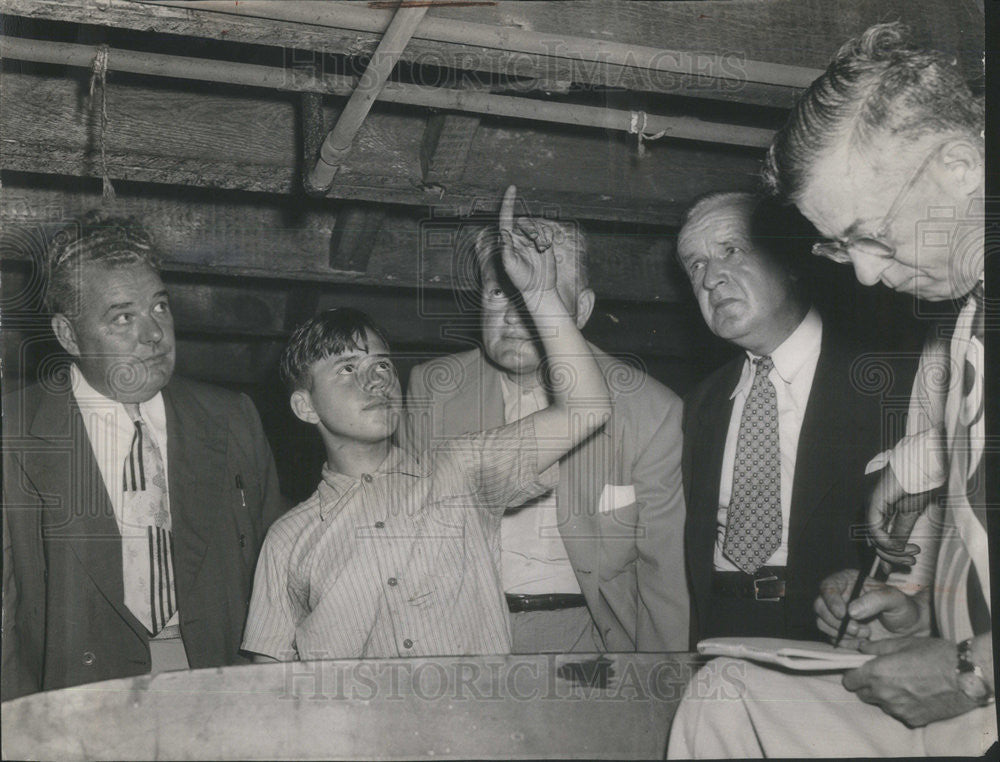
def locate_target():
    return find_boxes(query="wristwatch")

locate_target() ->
[956,638,993,704]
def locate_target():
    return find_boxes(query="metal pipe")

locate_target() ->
[1,35,774,151]
[304,3,428,195]
[141,0,823,89]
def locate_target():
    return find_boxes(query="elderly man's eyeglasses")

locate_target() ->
[811,145,941,264]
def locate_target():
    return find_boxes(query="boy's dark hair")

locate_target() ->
[280,308,390,392]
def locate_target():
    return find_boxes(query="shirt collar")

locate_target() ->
[317,444,427,517]
[498,372,548,421]
[730,308,823,399]
[70,363,166,430]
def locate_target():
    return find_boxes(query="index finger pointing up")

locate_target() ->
[500,185,517,239]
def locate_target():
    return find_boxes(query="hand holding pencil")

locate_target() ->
[814,565,926,648]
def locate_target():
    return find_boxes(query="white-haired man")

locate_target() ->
[403,209,688,653]
[668,22,993,758]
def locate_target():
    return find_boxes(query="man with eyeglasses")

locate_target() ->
[667,22,992,758]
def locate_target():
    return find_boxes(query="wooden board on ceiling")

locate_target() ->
[0,182,693,303]
[4,0,983,106]
[0,72,764,225]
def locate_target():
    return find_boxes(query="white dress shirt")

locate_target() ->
[714,308,823,572]
[498,374,582,595]
[70,363,170,534]
[70,364,181,637]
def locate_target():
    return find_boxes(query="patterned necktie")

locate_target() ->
[724,356,782,574]
[121,404,176,634]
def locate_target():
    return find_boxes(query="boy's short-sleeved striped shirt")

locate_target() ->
[242,418,553,660]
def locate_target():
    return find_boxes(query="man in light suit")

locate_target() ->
[2,212,285,700]
[678,192,899,643]
[402,213,688,653]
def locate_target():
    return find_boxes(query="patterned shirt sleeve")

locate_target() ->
[241,522,305,661]
[434,417,557,514]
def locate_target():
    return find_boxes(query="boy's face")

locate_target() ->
[291,329,402,445]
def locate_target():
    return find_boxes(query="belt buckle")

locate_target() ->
[753,574,783,602]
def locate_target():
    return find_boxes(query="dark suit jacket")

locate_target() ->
[402,346,689,651]
[1,374,286,700]
[683,323,899,643]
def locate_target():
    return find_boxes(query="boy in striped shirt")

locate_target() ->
[242,187,611,661]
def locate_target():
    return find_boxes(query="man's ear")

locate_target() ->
[575,287,596,330]
[51,314,80,357]
[290,389,320,425]
[937,139,984,198]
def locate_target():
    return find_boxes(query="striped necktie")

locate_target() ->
[121,404,176,634]
[724,356,782,574]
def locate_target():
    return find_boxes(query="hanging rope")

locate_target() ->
[89,44,116,201]
[628,110,667,157]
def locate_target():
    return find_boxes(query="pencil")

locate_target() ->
[833,554,881,648]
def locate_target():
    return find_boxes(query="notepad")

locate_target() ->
[697,637,876,671]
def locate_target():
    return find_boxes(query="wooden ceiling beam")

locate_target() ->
[4,0,983,107]
[420,113,481,191]
[0,184,691,303]
[1,72,763,226]
[2,36,776,149]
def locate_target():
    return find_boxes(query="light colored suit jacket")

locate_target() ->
[402,346,688,651]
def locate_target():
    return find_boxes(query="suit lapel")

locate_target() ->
[787,330,856,552]
[24,387,146,640]
[444,353,504,434]
[688,359,741,634]
[162,380,226,600]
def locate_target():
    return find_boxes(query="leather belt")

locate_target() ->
[712,569,787,601]
[505,593,587,613]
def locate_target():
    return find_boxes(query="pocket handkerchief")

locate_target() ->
[598,484,635,514]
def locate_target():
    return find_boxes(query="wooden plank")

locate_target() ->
[420,113,481,189]
[328,204,384,273]
[0,72,762,225]
[0,182,694,303]
[3,0,982,104]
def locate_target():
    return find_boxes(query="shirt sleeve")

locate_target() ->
[865,333,949,493]
[434,417,557,515]
[240,524,305,661]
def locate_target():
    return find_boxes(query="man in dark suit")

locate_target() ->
[2,212,285,700]
[403,213,688,653]
[678,191,892,642]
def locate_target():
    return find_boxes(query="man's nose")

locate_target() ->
[138,314,164,344]
[503,299,523,326]
[702,257,727,289]
[849,249,890,286]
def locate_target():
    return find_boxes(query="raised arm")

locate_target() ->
[496,186,611,472]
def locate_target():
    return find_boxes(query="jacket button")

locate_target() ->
[402,639,413,649]
[363,474,373,483]
[82,651,96,666]
[387,577,398,586]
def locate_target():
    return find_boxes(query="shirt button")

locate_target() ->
[362,474,373,483]
[387,577,398,586]
[82,651,96,666]
[374,521,385,529]
[402,639,413,649]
